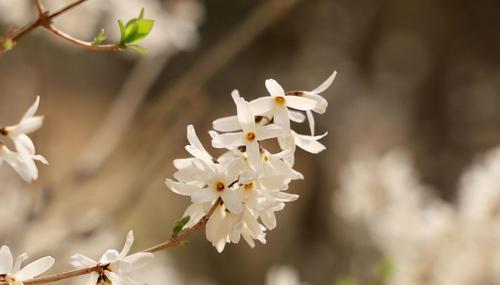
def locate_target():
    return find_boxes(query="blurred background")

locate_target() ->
[1,0,500,284]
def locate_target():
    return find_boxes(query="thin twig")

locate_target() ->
[34,0,45,16]
[45,24,120,52]
[48,0,88,19]
[0,198,222,285]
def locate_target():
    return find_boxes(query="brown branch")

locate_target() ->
[0,0,119,54]
[144,198,222,253]
[0,198,222,285]
[34,0,45,16]
[48,0,88,19]
[45,24,120,52]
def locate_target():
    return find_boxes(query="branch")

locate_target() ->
[48,0,88,19]
[0,0,119,54]
[0,198,222,285]
[45,24,120,52]
[34,0,45,16]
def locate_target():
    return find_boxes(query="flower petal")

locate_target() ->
[249,97,274,115]
[213,116,241,132]
[16,256,54,280]
[212,132,245,148]
[306,110,315,136]
[205,205,225,244]
[98,249,120,264]
[273,108,290,131]
[232,90,255,132]
[183,203,206,228]
[106,271,126,285]
[288,110,305,123]
[0,245,13,274]
[118,252,154,274]
[69,254,97,269]
[7,116,44,136]
[185,145,213,165]
[191,189,218,204]
[284,96,317,111]
[14,135,35,155]
[293,131,327,154]
[83,273,99,285]
[165,179,202,196]
[260,211,277,230]
[12,253,28,273]
[119,231,134,258]
[22,96,40,120]
[311,71,337,94]
[265,79,285,97]
[255,124,282,141]
[306,94,328,114]
[221,189,243,214]
[246,142,261,172]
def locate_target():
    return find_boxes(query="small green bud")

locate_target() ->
[3,38,13,51]
[92,29,107,45]
[172,216,190,238]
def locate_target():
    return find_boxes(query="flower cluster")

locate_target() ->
[0,97,47,182]
[166,72,336,252]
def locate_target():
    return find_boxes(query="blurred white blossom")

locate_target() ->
[266,265,304,285]
[335,147,500,285]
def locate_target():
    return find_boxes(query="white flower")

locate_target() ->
[212,90,283,171]
[166,156,244,214]
[249,79,318,131]
[288,71,337,135]
[0,145,41,182]
[205,204,266,253]
[3,96,44,152]
[279,130,328,157]
[237,174,298,230]
[0,245,55,285]
[70,231,154,285]
[0,97,47,182]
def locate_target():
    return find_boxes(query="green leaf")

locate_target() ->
[335,277,358,285]
[123,20,139,44]
[138,7,145,20]
[127,44,147,54]
[123,19,154,44]
[117,20,126,43]
[117,8,155,51]
[92,29,107,45]
[3,38,13,50]
[172,216,190,238]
